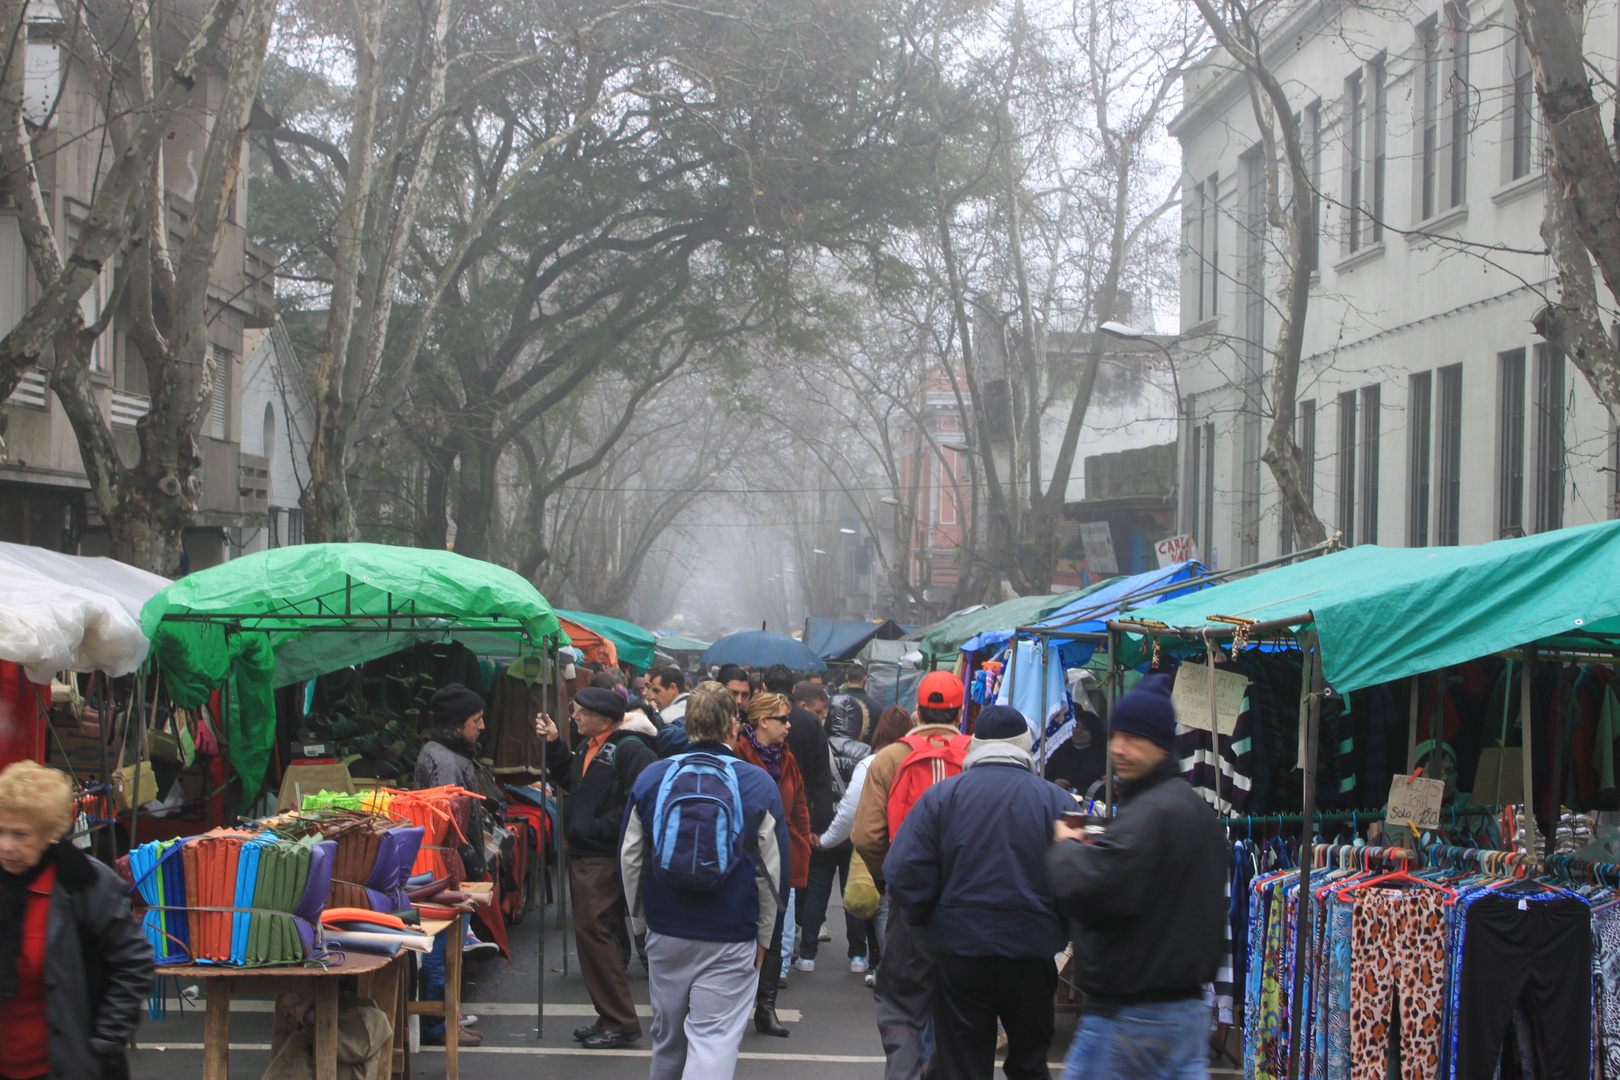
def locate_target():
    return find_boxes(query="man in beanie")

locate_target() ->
[1048,673,1227,1079]
[534,686,657,1049]
[884,705,1073,1080]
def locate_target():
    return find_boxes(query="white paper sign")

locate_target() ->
[1385,774,1446,832]
[1156,534,1199,568]
[1170,661,1249,735]
[1079,522,1118,577]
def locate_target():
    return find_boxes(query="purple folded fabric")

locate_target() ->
[294,839,337,955]
[365,826,425,912]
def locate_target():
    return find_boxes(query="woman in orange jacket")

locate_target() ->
[734,692,811,1036]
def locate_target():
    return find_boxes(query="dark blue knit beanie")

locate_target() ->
[1109,673,1176,750]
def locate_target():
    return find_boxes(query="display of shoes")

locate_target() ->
[850,956,869,973]
[580,1029,641,1050]
[793,957,815,972]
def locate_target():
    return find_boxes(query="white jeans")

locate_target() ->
[646,931,758,1080]
[780,888,797,975]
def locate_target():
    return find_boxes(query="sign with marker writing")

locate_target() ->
[1155,534,1199,568]
[1079,522,1118,577]
[1385,774,1446,832]
[1170,662,1248,736]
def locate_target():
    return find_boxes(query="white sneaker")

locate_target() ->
[864,970,876,988]
[849,956,869,973]
[793,957,815,972]
[818,924,831,942]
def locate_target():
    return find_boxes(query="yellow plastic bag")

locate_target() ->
[843,848,880,919]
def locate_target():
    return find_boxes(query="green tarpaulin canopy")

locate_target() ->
[1113,519,1620,693]
[140,543,565,801]
[917,578,1120,665]
[656,634,712,654]
[556,609,657,671]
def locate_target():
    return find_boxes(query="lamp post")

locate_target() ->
[1099,321,1181,414]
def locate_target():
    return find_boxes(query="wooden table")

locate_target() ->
[403,884,492,1080]
[160,949,407,1080]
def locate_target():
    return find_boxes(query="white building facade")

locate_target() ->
[1171,0,1619,571]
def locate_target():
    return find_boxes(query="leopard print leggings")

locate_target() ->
[1349,888,1448,1080]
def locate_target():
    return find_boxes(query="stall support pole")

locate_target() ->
[1287,633,1323,1080]
[556,659,571,976]
[1004,640,1020,732]
[1520,642,1538,863]
[537,640,554,1040]
[1104,629,1120,813]
[1407,674,1420,775]
[1037,635,1049,769]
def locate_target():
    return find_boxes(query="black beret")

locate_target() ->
[573,687,626,724]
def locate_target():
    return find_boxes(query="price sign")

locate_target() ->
[1170,662,1248,735]
[1385,774,1446,832]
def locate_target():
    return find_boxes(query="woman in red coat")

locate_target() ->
[735,692,810,1036]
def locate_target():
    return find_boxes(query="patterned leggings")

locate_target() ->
[1349,888,1448,1080]
[1595,905,1620,1080]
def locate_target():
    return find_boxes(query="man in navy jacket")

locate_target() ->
[884,706,1074,1080]
[621,683,790,1080]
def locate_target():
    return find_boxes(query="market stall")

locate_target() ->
[555,608,656,671]
[137,542,572,1064]
[1104,520,1620,1077]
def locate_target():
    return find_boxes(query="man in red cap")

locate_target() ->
[853,670,969,1080]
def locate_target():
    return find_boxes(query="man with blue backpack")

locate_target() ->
[621,682,791,1080]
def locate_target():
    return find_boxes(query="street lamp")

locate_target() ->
[839,527,857,535]
[813,549,827,555]
[1099,322,1181,412]
[940,441,979,455]
[879,496,901,507]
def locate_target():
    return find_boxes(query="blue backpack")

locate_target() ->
[650,751,746,891]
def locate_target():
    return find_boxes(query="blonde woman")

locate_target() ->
[0,761,151,1080]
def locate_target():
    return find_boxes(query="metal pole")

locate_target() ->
[1104,628,1119,813]
[1520,642,1538,862]
[1037,634,1049,770]
[1004,636,1020,727]
[557,655,571,976]
[1287,632,1323,1080]
[538,639,552,1040]
[1407,674,1420,774]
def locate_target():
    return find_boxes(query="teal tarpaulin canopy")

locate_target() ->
[556,609,657,671]
[918,579,1120,664]
[141,543,566,800]
[1113,520,1620,693]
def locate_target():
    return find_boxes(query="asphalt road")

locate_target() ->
[128,889,1241,1079]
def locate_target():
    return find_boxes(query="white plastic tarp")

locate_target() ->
[0,542,169,681]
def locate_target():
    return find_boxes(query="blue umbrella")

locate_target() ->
[700,630,827,672]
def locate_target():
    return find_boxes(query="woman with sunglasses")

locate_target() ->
[734,692,811,1036]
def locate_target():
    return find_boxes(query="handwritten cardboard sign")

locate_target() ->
[1171,662,1248,736]
[1079,522,1118,577]
[1385,773,1446,832]
[1155,534,1199,568]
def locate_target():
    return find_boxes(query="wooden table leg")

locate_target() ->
[313,977,340,1080]
[203,979,231,1080]
[445,922,464,1080]
[358,955,402,1080]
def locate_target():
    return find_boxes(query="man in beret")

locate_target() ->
[535,687,658,1049]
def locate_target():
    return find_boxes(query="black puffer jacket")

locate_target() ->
[43,843,153,1080]
[1047,756,1227,1003]
[826,695,874,791]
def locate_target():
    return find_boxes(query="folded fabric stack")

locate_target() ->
[291,811,424,912]
[129,830,336,966]
[302,786,476,884]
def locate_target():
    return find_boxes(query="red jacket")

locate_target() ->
[735,735,812,888]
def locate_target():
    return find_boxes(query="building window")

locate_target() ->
[1436,363,1464,545]
[1421,19,1439,221]
[1360,385,1380,544]
[1347,70,1364,253]
[1194,174,1220,322]
[1202,421,1216,561]
[209,345,231,441]
[1511,32,1534,181]
[1283,399,1316,555]
[1408,372,1432,546]
[1337,391,1357,543]
[1447,2,1470,208]
[1497,349,1526,537]
[1370,55,1386,242]
[1534,344,1566,532]
[1185,418,1202,546]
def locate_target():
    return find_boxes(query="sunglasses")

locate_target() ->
[766,712,792,723]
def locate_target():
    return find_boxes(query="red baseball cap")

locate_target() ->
[917,670,964,710]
